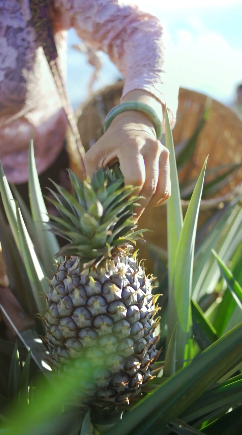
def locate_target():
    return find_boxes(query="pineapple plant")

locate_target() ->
[43,166,159,409]
[0,113,242,435]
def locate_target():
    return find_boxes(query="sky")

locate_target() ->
[66,0,242,110]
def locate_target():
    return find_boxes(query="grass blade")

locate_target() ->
[28,142,60,277]
[167,159,207,367]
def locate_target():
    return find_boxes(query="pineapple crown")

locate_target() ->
[47,165,145,267]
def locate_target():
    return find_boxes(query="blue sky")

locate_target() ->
[67,1,242,110]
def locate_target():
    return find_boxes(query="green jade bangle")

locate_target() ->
[104,101,163,140]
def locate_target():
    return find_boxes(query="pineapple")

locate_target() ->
[44,166,159,409]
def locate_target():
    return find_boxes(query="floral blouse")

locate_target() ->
[0,0,178,184]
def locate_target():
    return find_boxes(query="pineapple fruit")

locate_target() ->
[44,166,159,409]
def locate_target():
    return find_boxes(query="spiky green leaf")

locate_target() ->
[28,142,60,277]
[16,205,47,312]
[167,159,207,368]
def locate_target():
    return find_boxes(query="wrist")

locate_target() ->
[122,89,164,123]
[111,110,157,137]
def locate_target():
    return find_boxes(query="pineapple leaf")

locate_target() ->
[182,377,242,423]
[19,350,31,402]
[165,107,183,286]
[46,194,81,228]
[191,300,218,350]
[64,231,90,245]
[168,419,203,434]
[80,411,91,435]
[47,228,72,242]
[102,185,134,211]
[94,218,118,235]
[45,192,73,220]
[55,244,101,260]
[48,180,83,217]
[20,329,49,372]
[163,323,177,377]
[129,229,147,239]
[112,237,136,247]
[16,204,47,312]
[167,158,207,369]
[212,288,236,337]
[28,142,60,277]
[45,188,74,214]
[91,170,104,192]
[0,209,36,316]
[83,180,98,208]
[91,231,108,248]
[213,242,242,336]
[8,342,21,399]
[193,203,242,300]
[10,183,36,243]
[105,188,138,215]
[110,218,135,239]
[67,169,86,205]
[212,250,242,309]
[96,179,123,203]
[103,196,137,225]
[0,162,21,251]
[201,405,242,435]
[47,215,76,232]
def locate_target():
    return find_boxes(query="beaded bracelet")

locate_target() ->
[104,101,163,140]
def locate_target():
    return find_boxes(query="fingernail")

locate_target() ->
[154,193,170,207]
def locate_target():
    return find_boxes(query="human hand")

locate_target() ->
[84,110,170,220]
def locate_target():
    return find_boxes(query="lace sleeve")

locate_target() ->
[53,0,178,120]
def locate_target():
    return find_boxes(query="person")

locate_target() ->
[0,0,179,352]
[0,0,178,220]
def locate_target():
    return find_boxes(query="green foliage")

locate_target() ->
[0,112,242,435]
[28,141,60,277]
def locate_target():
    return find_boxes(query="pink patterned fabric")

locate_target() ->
[0,0,178,184]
